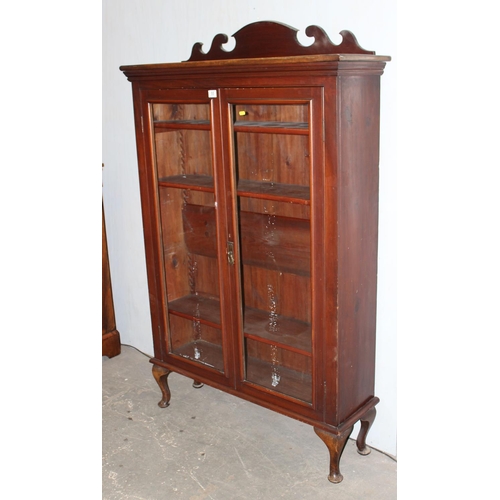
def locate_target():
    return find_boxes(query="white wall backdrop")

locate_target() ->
[103,0,397,456]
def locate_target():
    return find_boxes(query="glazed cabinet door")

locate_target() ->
[140,89,233,385]
[220,87,326,415]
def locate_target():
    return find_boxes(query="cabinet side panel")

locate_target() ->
[337,75,381,423]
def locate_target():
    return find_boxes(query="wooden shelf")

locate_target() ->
[237,179,310,205]
[168,296,311,356]
[154,120,211,131]
[245,356,312,403]
[168,294,221,329]
[243,307,311,355]
[234,121,308,135]
[158,174,214,192]
[172,340,224,372]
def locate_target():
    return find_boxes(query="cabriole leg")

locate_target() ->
[152,365,172,408]
[314,426,353,483]
[356,407,377,455]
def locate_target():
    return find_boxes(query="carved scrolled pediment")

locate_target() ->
[186,21,375,62]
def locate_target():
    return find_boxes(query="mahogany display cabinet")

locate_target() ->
[121,21,390,483]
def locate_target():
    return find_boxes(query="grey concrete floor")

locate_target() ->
[103,346,396,499]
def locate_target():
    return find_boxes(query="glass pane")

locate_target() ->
[154,129,213,180]
[152,103,213,186]
[233,101,313,403]
[238,202,312,403]
[169,315,224,372]
[158,185,224,372]
[245,339,312,403]
[234,103,308,125]
[238,200,311,275]
[153,103,210,124]
[235,132,310,188]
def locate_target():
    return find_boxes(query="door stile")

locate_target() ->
[209,89,238,385]
[217,88,247,388]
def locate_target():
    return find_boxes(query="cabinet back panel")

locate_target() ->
[160,190,220,302]
[154,129,213,179]
[242,265,311,323]
[169,314,222,349]
[182,204,219,259]
[168,315,224,373]
[152,103,210,122]
[159,187,189,300]
[235,132,310,187]
[191,255,220,298]
[238,210,311,276]
[245,338,312,403]
[234,103,308,124]
[238,196,310,219]
[245,338,311,369]
[182,204,311,275]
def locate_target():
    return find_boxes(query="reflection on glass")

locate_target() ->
[158,187,223,372]
[233,102,313,403]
